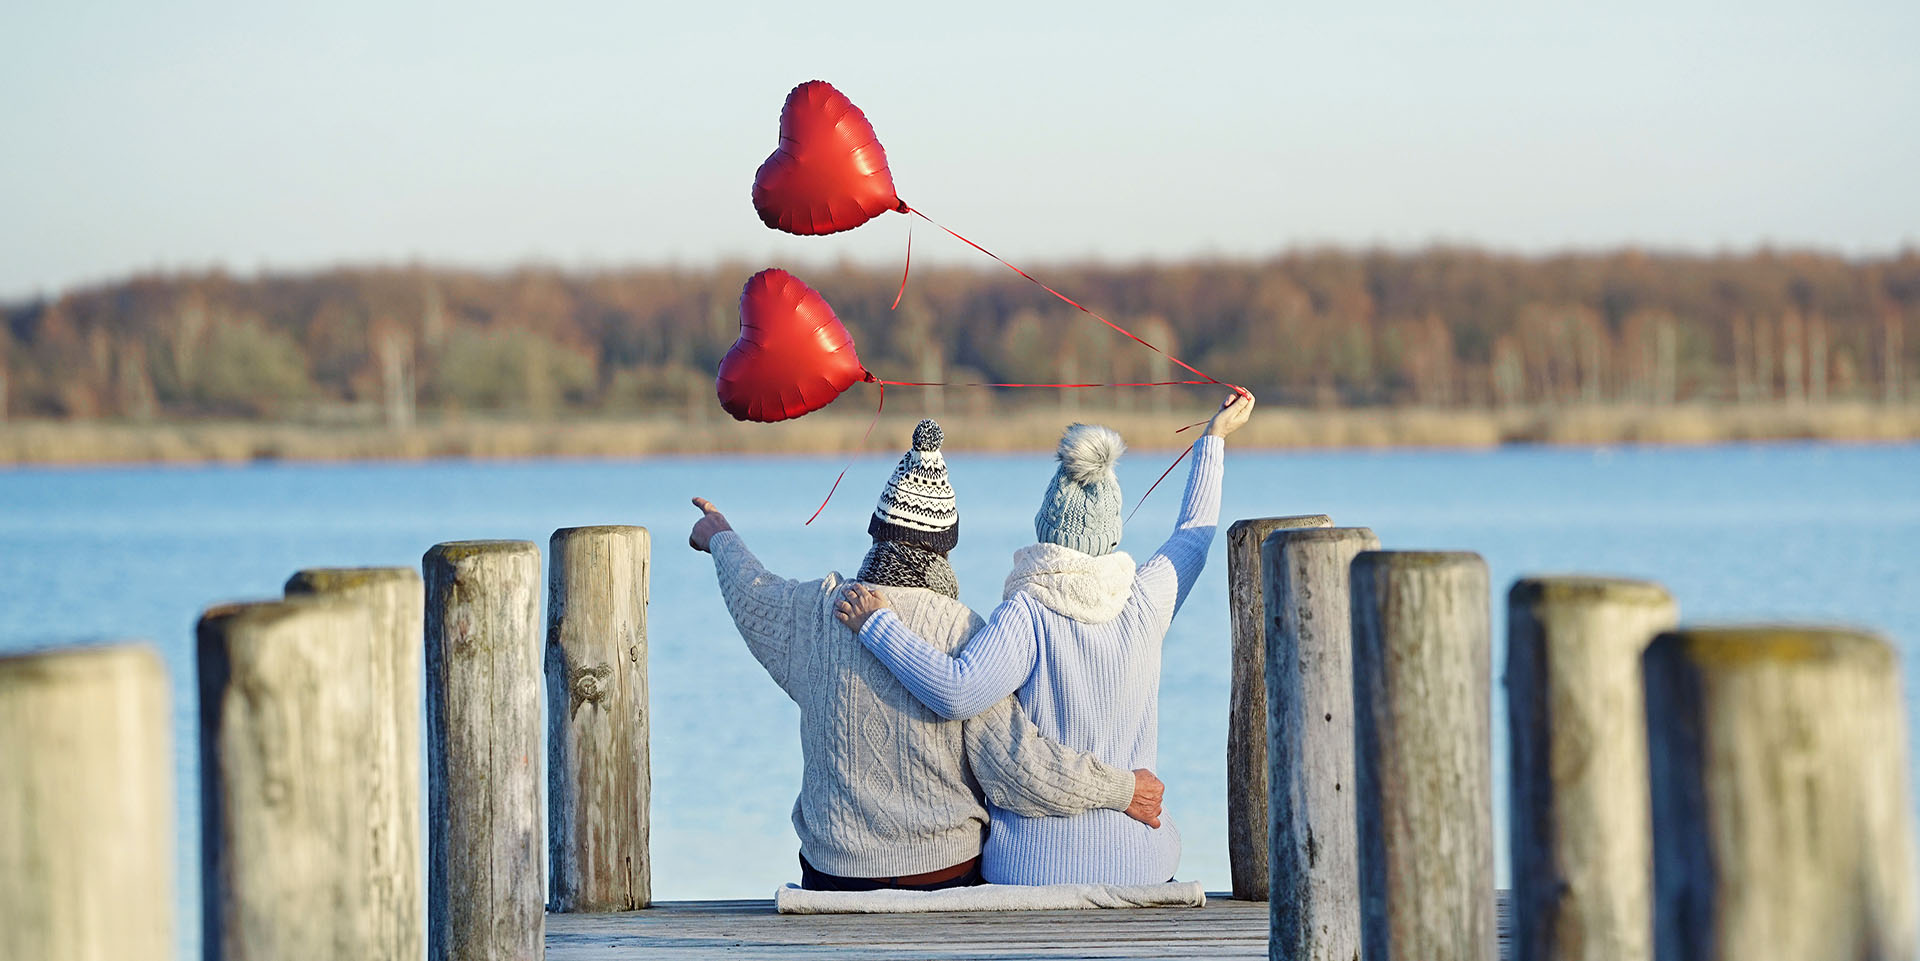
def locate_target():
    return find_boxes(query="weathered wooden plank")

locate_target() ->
[285,565,426,961]
[547,525,652,912]
[1352,550,1495,961]
[425,540,544,961]
[198,597,391,960]
[1506,577,1675,961]
[1225,513,1332,901]
[1264,526,1376,961]
[548,898,1269,960]
[1644,627,1919,961]
[545,893,1515,960]
[0,643,172,961]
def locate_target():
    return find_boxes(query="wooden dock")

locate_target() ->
[547,896,1266,960]
[7,517,1916,961]
[546,895,1513,960]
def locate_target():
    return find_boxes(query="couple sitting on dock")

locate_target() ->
[688,388,1255,892]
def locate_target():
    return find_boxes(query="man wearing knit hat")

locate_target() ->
[689,418,1166,892]
[838,389,1255,885]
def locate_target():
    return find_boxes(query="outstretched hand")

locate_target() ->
[1203,386,1255,439]
[1127,769,1165,829]
[834,583,891,634]
[687,496,733,553]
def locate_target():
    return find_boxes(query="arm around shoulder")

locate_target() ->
[855,595,1039,720]
[964,697,1136,817]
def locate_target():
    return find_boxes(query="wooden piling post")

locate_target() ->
[1265,526,1377,961]
[285,566,425,961]
[1507,577,1676,961]
[1351,551,1494,961]
[1644,628,1919,961]
[198,597,391,960]
[1227,513,1333,900]
[546,525,652,912]
[0,644,171,961]
[424,540,543,961]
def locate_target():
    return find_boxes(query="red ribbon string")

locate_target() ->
[900,205,1220,385]
[805,384,887,525]
[889,216,913,311]
[813,206,1238,525]
[869,378,1213,389]
[1127,442,1195,525]
[811,381,1219,524]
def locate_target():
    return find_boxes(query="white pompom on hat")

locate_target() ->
[1033,423,1125,556]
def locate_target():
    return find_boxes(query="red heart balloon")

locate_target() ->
[752,80,905,236]
[717,269,870,422]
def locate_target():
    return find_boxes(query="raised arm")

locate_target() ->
[839,587,1038,721]
[1138,389,1251,615]
[693,497,806,697]
[964,696,1160,825]
[1137,435,1225,613]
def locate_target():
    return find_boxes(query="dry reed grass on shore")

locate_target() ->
[1,403,1917,468]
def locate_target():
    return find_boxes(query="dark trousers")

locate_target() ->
[799,852,985,892]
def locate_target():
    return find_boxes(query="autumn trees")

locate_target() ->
[1,250,1914,422]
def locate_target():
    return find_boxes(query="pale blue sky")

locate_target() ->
[2,0,1915,299]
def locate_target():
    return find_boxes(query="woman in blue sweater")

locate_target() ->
[836,388,1254,884]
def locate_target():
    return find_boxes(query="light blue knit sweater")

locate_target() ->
[859,435,1224,884]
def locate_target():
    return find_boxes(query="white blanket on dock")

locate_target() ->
[774,881,1206,914]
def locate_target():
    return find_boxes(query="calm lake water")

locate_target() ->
[2,442,1917,955]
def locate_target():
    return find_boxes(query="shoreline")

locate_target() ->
[2,403,1917,468]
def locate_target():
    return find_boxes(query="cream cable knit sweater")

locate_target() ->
[708,531,1137,879]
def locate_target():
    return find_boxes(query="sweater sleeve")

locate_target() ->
[963,697,1136,816]
[707,529,807,699]
[1136,435,1225,617]
[857,597,1038,721]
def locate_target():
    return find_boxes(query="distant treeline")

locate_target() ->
[2,248,1916,423]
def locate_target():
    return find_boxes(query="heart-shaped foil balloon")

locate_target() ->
[751,80,905,236]
[716,268,870,422]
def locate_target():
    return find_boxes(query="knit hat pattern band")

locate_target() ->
[869,418,959,553]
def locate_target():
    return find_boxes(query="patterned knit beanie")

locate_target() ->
[868,419,959,553]
[1033,423,1125,556]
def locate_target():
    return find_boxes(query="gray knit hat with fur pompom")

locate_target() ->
[1033,423,1125,556]
[868,419,959,553]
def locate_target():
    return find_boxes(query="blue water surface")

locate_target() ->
[1,441,1916,958]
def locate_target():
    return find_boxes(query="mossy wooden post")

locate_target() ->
[424,540,543,961]
[1265,526,1377,961]
[547,525,652,912]
[1507,577,1676,961]
[284,566,425,961]
[1644,628,1919,961]
[1226,513,1333,901]
[198,597,389,960]
[0,644,171,961]
[1351,551,1494,961]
